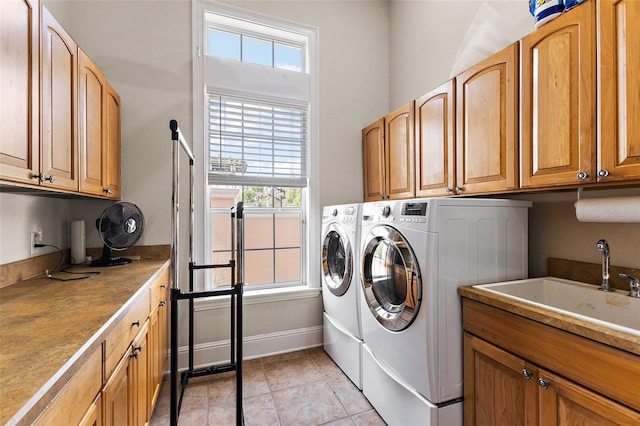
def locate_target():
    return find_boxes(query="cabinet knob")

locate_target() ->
[132,320,141,327]
[445,187,453,194]
[103,187,113,194]
[161,284,167,289]
[130,352,139,359]
[538,378,550,389]
[576,171,589,180]
[521,369,533,380]
[598,169,610,178]
[159,300,166,307]
[455,186,463,193]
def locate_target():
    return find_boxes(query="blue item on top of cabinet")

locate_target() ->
[564,0,586,11]
[529,0,564,28]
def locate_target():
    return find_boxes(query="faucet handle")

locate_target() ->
[619,273,640,298]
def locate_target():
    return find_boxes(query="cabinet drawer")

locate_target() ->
[149,267,169,310]
[34,345,102,425]
[105,289,150,378]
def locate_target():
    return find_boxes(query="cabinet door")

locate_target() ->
[78,394,102,426]
[537,369,640,425]
[456,43,518,195]
[78,49,106,196]
[464,333,538,426]
[362,118,385,201]
[0,0,40,185]
[104,83,121,198]
[415,80,455,197]
[148,304,161,415]
[385,102,414,200]
[41,6,78,191]
[521,1,596,188]
[131,321,149,426]
[598,0,640,182]
[103,348,132,426]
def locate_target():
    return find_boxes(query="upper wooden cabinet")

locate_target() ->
[41,6,78,191]
[362,102,415,201]
[0,0,40,185]
[79,50,121,198]
[362,118,385,202]
[521,0,596,188]
[0,3,121,198]
[456,43,519,195]
[415,80,455,198]
[385,102,415,200]
[598,0,640,182]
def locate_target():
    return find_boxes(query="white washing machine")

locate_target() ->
[359,197,531,425]
[321,203,363,388]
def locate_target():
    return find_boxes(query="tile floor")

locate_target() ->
[150,347,386,425]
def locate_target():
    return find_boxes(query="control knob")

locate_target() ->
[382,205,391,218]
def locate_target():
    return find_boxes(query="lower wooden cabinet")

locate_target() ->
[464,333,538,426]
[103,343,133,426]
[462,298,640,425]
[464,333,640,425]
[103,269,168,426]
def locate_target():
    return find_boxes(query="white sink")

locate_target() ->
[474,277,640,336]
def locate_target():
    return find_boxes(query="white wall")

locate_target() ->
[388,0,532,110]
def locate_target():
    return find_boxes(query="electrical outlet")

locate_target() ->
[30,226,43,255]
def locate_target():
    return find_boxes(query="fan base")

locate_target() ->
[90,256,132,267]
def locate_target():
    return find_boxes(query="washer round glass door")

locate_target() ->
[361,225,421,331]
[321,223,353,296]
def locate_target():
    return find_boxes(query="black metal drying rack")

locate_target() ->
[168,120,244,426]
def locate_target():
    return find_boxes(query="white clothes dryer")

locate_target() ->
[359,197,531,425]
[321,203,363,388]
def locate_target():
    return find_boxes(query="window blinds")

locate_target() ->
[208,94,308,187]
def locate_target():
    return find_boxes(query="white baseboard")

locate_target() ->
[172,325,323,371]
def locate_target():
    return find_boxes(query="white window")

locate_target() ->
[194,2,318,292]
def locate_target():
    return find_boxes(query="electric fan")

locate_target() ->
[90,201,144,267]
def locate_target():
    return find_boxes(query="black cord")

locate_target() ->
[36,244,100,281]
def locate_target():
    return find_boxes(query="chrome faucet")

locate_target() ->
[619,273,640,298]
[596,239,614,292]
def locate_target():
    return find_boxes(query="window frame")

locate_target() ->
[193,0,320,296]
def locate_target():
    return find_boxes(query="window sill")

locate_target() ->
[194,285,321,311]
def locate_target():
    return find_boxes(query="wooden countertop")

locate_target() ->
[458,282,640,356]
[0,259,170,425]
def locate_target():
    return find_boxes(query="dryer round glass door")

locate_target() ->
[361,225,422,331]
[321,223,353,296]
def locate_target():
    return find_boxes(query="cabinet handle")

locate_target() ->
[132,320,141,327]
[598,169,610,178]
[445,187,453,194]
[161,284,167,289]
[455,186,463,193]
[103,188,113,194]
[35,173,55,183]
[538,378,550,389]
[159,301,166,307]
[130,351,139,359]
[521,369,533,380]
[576,171,589,180]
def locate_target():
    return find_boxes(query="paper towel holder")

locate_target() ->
[577,188,583,201]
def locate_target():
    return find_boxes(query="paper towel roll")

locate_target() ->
[70,220,86,264]
[575,196,640,223]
